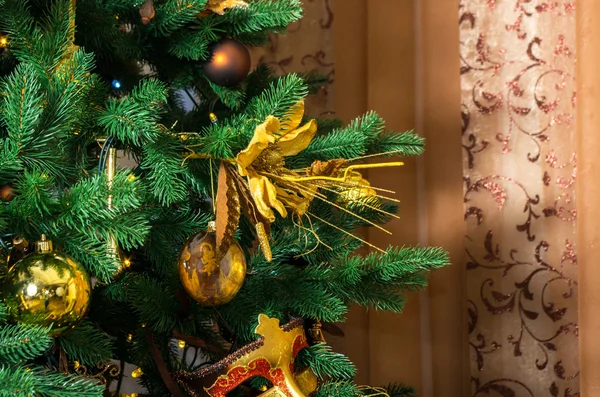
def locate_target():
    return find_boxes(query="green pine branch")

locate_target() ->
[315,381,362,397]
[0,365,103,397]
[326,246,450,312]
[98,79,168,145]
[292,112,384,164]
[247,73,308,123]
[0,325,53,364]
[58,321,113,366]
[169,17,219,60]
[296,343,356,380]
[386,383,417,397]
[0,303,7,323]
[129,276,180,333]
[58,172,149,250]
[61,233,122,282]
[289,112,424,169]
[0,63,44,180]
[142,137,188,206]
[368,130,425,157]
[207,82,246,110]
[8,171,58,219]
[151,0,209,36]
[221,0,303,35]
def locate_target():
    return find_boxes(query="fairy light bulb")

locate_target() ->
[131,367,143,378]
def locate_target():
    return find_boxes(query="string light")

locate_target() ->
[112,79,122,89]
[131,367,143,378]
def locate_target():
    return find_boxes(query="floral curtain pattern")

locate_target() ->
[459,1,579,396]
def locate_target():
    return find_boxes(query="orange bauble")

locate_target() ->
[0,184,14,202]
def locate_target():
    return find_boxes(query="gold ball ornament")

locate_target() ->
[2,235,91,335]
[178,222,246,306]
[337,174,377,205]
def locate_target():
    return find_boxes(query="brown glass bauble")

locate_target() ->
[203,38,251,87]
[0,184,14,202]
[2,235,91,335]
[178,222,246,306]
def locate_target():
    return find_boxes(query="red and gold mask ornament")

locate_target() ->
[174,314,317,397]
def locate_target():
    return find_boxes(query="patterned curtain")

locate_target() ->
[459,1,579,396]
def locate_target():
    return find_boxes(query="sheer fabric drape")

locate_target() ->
[459,2,579,395]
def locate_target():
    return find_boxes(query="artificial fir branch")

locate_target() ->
[0,0,449,394]
[171,328,225,353]
[145,328,185,397]
[315,381,362,397]
[0,364,104,397]
[57,321,113,366]
[151,0,209,37]
[0,325,53,364]
[296,343,356,380]
[386,383,417,397]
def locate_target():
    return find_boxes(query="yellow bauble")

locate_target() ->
[178,222,246,306]
[337,174,377,205]
[2,235,91,335]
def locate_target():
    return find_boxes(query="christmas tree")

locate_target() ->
[0,1,449,396]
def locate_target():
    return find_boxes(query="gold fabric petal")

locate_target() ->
[236,116,280,176]
[279,101,305,135]
[276,187,313,217]
[277,119,318,157]
[206,0,248,15]
[247,169,288,222]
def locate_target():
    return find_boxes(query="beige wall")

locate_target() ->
[332,1,468,395]
[577,0,600,395]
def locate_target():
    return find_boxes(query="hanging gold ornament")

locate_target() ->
[2,235,91,335]
[178,221,246,306]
